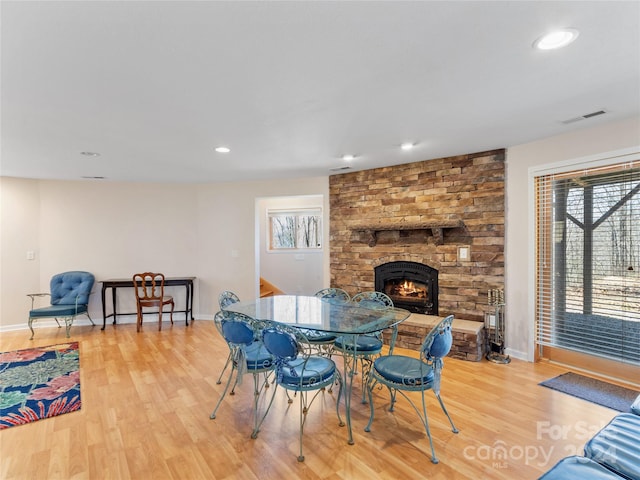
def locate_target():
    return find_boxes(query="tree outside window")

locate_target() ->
[268,209,322,250]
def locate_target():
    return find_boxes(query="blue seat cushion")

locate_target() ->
[30,304,88,318]
[373,355,434,386]
[540,456,625,480]
[334,335,382,353]
[279,356,336,387]
[584,412,640,480]
[631,394,640,415]
[302,330,337,343]
[245,342,274,371]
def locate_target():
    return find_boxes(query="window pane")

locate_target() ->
[268,208,322,250]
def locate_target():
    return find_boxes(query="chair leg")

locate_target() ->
[158,305,163,331]
[251,382,279,439]
[434,392,459,434]
[420,390,439,464]
[216,353,233,384]
[64,317,72,338]
[210,364,238,420]
[136,305,142,332]
[170,301,174,325]
[364,378,376,432]
[86,312,95,326]
[28,317,35,340]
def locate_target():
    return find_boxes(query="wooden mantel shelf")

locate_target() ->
[352,219,464,246]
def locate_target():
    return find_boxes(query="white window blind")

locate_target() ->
[535,160,640,365]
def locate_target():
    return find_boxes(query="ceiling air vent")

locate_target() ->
[329,166,352,172]
[561,110,607,125]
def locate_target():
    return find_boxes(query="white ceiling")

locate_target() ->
[1,1,639,183]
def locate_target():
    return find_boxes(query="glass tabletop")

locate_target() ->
[224,295,411,335]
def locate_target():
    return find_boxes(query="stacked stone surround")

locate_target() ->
[329,149,505,347]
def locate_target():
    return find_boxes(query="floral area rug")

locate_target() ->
[0,342,81,430]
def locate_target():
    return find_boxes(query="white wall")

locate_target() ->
[258,195,324,296]
[505,116,640,360]
[0,177,41,324]
[0,176,329,329]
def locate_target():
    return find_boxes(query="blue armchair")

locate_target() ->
[27,271,95,339]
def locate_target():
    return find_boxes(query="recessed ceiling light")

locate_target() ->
[342,154,355,161]
[215,146,231,153]
[80,151,100,157]
[400,142,415,151]
[533,29,579,50]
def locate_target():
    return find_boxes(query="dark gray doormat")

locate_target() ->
[539,372,639,412]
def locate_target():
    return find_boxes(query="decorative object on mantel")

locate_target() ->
[351,219,464,246]
[485,288,510,364]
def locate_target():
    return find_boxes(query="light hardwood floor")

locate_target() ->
[0,320,625,479]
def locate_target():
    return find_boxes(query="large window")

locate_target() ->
[535,160,640,365]
[267,208,322,250]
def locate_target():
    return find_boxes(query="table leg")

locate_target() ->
[111,287,117,325]
[341,334,359,445]
[189,280,194,321]
[184,283,190,326]
[101,284,107,330]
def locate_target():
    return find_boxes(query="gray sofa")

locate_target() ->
[540,394,640,480]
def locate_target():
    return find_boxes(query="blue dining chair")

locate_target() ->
[314,287,351,303]
[216,290,242,384]
[333,291,395,402]
[297,288,352,357]
[252,321,343,462]
[365,314,459,464]
[210,310,274,435]
[27,271,95,339]
[218,290,240,309]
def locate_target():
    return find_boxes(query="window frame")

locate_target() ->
[533,151,640,367]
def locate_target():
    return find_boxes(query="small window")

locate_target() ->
[268,208,322,250]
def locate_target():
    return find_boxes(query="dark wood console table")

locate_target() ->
[101,277,195,330]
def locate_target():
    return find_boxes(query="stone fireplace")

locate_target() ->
[329,149,505,324]
[374,261,438,314]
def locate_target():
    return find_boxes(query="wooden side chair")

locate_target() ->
[132,272,174,332]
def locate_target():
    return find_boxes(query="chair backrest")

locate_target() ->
[218,290,240,309]
[132,272,166,302]
[351,291,394,309]
[314,288,350,303]
[214,310,255,346]
[261,323,303,361]
[421,315,454,361]
[50,271,95,306]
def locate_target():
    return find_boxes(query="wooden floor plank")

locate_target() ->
[0,321,626,479]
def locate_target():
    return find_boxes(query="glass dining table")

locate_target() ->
[223,294,411,445]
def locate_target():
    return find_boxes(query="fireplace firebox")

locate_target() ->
[374,261,438,314]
